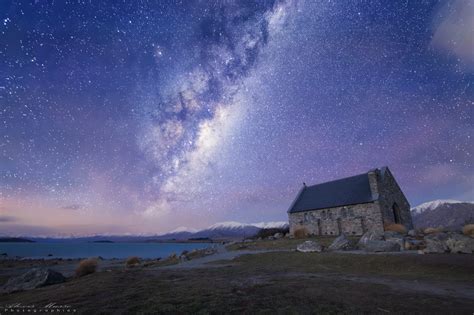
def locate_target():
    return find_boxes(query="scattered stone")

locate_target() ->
[446,233,474,254]
[423,233,449,253]
[363,240,400,252]
[274,233,284,239]
[407,229,416,237]
[243,239,253,243]
[296,240,323,253]
[267,236,275,240]
[328,234,354,251]
[284,233,290,238]
[358,230,384,249]
[1,268,65,294]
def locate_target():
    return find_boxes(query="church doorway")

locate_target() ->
[392,202,401,224]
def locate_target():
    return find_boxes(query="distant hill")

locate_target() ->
[0,237,35,243]
[411,200,474,229]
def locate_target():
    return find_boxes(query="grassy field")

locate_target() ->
[1,250,473,314]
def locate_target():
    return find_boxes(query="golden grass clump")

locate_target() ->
[384,223,407,235]
[462,224,474,237]
[423,227,443,235]
[126,256,141,267]
[293,228,308,239]
[75,258,98,277]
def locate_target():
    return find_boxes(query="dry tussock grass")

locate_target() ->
[423,227,443,235]
[126,256,140,267]
[384,223,407,234]
[293,228,308,239]
[462,224,474,236]
[75,258,98,277]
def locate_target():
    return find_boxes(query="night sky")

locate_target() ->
[1,1,472,236]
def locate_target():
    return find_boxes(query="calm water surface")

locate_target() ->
[0,242,212,259]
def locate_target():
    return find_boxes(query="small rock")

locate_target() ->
[243,239,253,243]
[274,233,283,239]
[328,234,354,251]
[267,236,275,240]
[363,240,400,252]
[407,229,416,237]
[404,239,425,250]
[1,268,65,294]
[296,240,323,253]
[284,233,290,238]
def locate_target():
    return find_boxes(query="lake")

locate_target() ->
[0,242,213,259]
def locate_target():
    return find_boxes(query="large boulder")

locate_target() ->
[328,234,354,251]
[446,233,474,254]
[296,240,323,253]
[358,230,384,249]
[423,233,449,254]
[363,240,401,252]
[384,231,405,251]
[1,268,65,294]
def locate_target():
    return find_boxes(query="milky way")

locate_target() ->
[0,1,472,236]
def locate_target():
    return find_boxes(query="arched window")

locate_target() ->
[392,202,401,224]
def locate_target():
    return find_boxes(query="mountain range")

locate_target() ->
[411,200,474,229]
[21,221,289,243]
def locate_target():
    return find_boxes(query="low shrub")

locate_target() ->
[255,227,289,239]
[384,223,407,235]
[423,227,443,235]
[293,228,308,239]
[75,258,98,277]
[462,224,474,237]
[126,256,140,267]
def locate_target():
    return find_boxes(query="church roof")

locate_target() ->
[287,171,378,213]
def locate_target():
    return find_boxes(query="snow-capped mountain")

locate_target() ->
[411,200,474,229]
[161,221,289,240]
[411,199,468,215]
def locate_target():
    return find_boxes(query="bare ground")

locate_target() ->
[1,249,473,314]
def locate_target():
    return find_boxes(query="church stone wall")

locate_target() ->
[288,202,384,236]
[375,169,413,229]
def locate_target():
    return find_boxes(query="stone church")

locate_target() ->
[288,167,413,236]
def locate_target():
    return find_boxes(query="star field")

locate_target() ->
[0,0,472,236]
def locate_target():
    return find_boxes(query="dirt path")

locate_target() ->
[160,246,286,269]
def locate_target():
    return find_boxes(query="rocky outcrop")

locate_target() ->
[1,268,65,294]
[328,234,354,251]
[296,240,323,253]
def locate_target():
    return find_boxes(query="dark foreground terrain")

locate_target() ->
[1,248,473,314]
